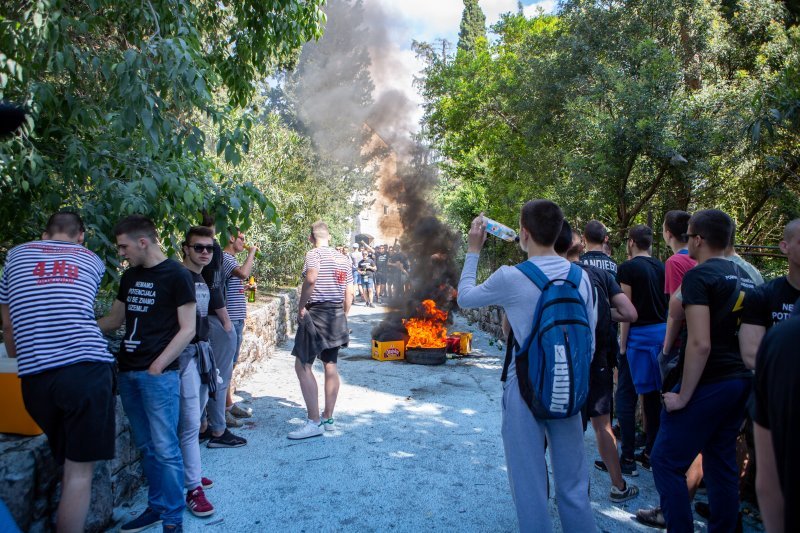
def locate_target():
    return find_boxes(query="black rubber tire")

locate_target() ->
[405,349,447,366]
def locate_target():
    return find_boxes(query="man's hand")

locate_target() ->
[468,213,487,254]
[223,320,233,333]
[147,360,165,376]
[662,392,687,412]
[298,307,307,323]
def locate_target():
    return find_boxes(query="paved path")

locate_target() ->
[117,303,761,532]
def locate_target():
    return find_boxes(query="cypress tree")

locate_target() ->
[457,0,487,54]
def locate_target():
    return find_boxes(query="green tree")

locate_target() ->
[0,0,325,278]
[457,0,487,55]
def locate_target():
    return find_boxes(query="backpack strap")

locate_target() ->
[501,329,518,382]
[565,262,583,288]
[515,261,549,291]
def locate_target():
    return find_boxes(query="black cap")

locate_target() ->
[0,102,27,137]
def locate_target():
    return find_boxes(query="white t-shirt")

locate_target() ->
[457,253,596,380]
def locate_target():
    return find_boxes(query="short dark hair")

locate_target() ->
[45,211,84,238]
[184,225,214,245]
[521,200,564,247]
[583,220,608,245]
[553,220,573,255]
[114,214,158,243]
[200,210,215,228]
[663,210,691,243]
[689,209,733,251]
[628,224,653,250]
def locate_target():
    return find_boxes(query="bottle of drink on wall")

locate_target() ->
[246,276,256,303]
[483,217,518,242]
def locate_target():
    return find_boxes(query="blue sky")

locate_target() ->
[368,0,558,129]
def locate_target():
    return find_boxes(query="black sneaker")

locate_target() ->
[635,451,651,471]
[120,507,162,532]
[636,507,666,529]
[620,457,639,477]
[610,481,639,503]
[207,429,247,448]
[198,427,213,443]
[594,460,609,472]
[635,431,647,449]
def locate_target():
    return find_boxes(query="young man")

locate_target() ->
[357,250,377,307]
[636,210,701,529]
[178,226,224,517]
[98,215,196,533]
[197,215,239,444]
[387,244,410,300]
[349,243,363,302]
[0,212,115,533]
[374,244,390,303]
[651,209,756,533]
[752,312,800,533]
[558,222,639,503]
[580,220,617,275]
[724,227,764,286]
[617,225,669,470]
[289,221,353,439]
[213,230,257,442]
[458,201,597,532]
[739,218,800,368]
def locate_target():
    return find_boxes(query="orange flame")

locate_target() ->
[404,299,448,348]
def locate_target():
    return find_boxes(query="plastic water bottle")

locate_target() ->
[483,217,518,242]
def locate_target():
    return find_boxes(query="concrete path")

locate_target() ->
[117,303,762,532]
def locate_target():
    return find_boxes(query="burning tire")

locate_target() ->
[405,347,447,366]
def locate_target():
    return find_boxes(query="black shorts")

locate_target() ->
[21,362,116,464]
[375,271,386,284]
[319,347,339,364]
[586,365,614,418]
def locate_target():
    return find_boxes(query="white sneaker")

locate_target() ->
[319,417,335,432]
[287,420,323,440]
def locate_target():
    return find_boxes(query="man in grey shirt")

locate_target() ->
[457,200,597,533]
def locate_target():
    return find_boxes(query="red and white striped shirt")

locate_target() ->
[303,247,353,303]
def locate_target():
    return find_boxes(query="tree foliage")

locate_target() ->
[0,0,325,280]
[418,0,799,264]
[457,0,487,55]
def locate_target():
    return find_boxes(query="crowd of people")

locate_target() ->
[457,201,799,533]
[1,212,259,532]
[334,241,411,306]
[1,203,798,533]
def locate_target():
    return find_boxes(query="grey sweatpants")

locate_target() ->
[179,345,209,489]
[501,375,596,533]
[207,316,237,433]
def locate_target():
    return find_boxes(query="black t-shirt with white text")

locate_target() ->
[680,258,756,384]
[741,276,800,329]
[580,251,617,276]
[752,316,800,533]
[617,256,669,327]
[358,258,376,280]
[116,259,196,371]
[375,252,389,272]
[579,263,622,367]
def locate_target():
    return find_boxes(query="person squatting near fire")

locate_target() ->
[289,221,353,439]
[1,212,116,533]
[457,200,598,532]
[650,210,757,533]
[554,221,641,503]
[98,215,198,533]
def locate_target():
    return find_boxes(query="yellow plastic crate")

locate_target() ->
[0,358,43,436]
[371,340,405,361]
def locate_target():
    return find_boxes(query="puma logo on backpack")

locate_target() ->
[502,261,593,419]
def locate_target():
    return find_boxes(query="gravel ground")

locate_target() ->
[115,303,762,532]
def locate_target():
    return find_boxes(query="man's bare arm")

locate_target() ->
[664,304,711,411]
[1,304,16,358]
[662,293,686,354]
[97,300,126,334]
[298,268,318,319]
[754,423,784,533]
[739,324,766,370]
[610,292,637,323]
[148,302,196,375]
[232,246,258,280]
[619,283,633,353]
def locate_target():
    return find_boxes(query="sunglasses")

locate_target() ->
[190,244,214,253]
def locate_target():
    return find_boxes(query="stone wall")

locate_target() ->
[0,287,298,532]
[0,401,140,533]
[458,305,506,340]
